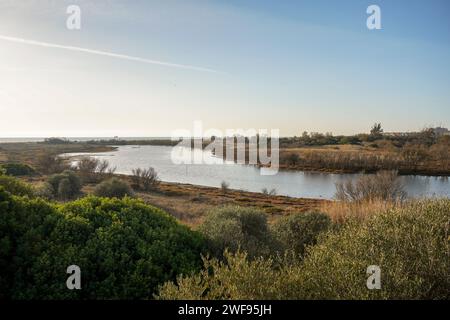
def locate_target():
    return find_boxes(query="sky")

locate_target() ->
[0,0,449,137]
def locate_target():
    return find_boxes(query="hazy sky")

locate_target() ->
[0,0,449,137]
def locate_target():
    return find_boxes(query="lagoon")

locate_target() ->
[65,145,450,200]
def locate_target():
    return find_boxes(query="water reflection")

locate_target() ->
[64,145,450,200]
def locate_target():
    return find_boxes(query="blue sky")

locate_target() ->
[0,0,449,137]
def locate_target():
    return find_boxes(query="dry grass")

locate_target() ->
[0,142,115,167]
[320,199,402,223]
[80,177,327,227]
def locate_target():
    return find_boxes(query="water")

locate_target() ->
[0,137,172,143]
[64,145,450,200]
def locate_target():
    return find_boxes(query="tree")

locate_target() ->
[369,123,383,140]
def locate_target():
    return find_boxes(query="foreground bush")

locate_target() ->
[158,199,450,299]
[0,190,205,299]
[271,212,332,257]
[0,163,35,176]
[47,170,81,200]
[157,251,284,300]
[93,177,134,198]
[198,206,275,259]
[0,175,35,197]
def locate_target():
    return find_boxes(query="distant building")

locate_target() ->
[433,127,450,136]
[383,127,449,137]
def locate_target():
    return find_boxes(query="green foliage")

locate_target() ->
[159,199,450,300]
[57,178,73,200]
[47,170,81,200]
[369,123,383,141]
[0,193,205,299]
[198,206,275,259]
[157,251,284,300]
[33,182,55,200]
[271,212,332,256]
[0,175,35,197]
[298,199,450,299]
[93,177,134,198]
[0,163,35,176]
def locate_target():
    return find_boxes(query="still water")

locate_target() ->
[64,145,450,200]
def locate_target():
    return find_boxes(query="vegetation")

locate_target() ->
[0,163,35,176]
[271,212,332,257]
[36,152,69,174]
[0,174,35,198]
[0,135,448,300]
[131,167,159,191]
[261,188,277,196]
[0,189,205,299]
[93,177,134,198]
[76,158,116,183]
[335,170,406,202]
[158,199,450,300]
[47,170,82,200]
[198,206,275,259]
[220,181,230,193]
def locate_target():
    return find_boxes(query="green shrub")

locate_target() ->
[198,206,275,259]
[0,175,34,197]
[93,177,134,198]
[57,178,73,200]
[0,163,35,176]
[272,212,332,256]
[33,182,55,200]
[158,199,450,300]
[0,192,205,299]
[47,170,81,200]
[157,251,283,300]
[297,199,450,299]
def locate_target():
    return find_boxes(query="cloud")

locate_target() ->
[0,34,218,73]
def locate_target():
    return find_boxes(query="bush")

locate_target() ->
[76,157,99,183]
[33,182,55,200]
[0,175,35,197]
[220,181,229,193]
[158,199,450,300]
[36,152,68,174]
[131,167,159,191]
[47,170,82,200]
[261,188,276,196]
[0,163,35,176]
[76,158,116,183]
[335,170,406,202]
[0,192,206,299]
[93,178,134,198]
[271,212,332,256]
[297,199,450,299]
[198,206,275,259]
[285,153,300,166]
[157,251,282,300]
